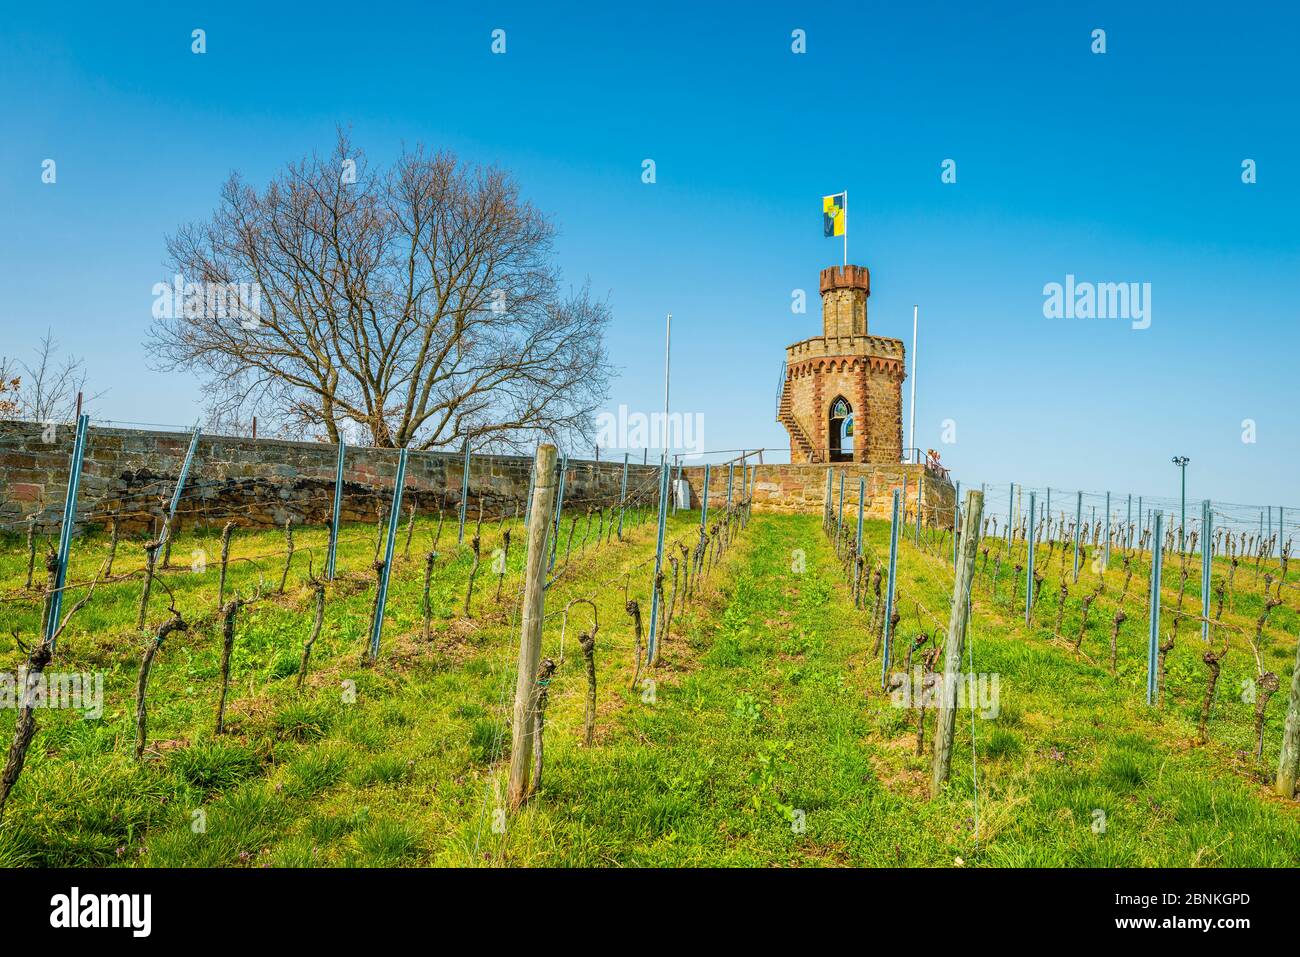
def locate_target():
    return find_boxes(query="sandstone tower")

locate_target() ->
[776,265,905,464]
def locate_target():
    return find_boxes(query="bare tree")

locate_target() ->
[147,130,613,450]
[1,332,98,423]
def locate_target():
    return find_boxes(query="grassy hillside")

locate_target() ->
[0,507,1296,866]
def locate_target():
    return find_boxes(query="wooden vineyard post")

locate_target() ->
[1277,626,1300,798]
[932,488,984,798]
[508,443,558,811]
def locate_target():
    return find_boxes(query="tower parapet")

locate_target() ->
[819,265,870,337]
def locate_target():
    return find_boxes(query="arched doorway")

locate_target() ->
[828,396,853,462]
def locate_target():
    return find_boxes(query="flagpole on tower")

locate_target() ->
[843,190,848,266]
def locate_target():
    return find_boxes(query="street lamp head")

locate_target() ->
[1171,456,1189,467]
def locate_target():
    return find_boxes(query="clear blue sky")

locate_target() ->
[2,1,1297,510]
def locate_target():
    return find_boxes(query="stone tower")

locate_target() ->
[776,265,905,464]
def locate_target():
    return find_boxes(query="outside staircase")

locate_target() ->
[775,361,822,463]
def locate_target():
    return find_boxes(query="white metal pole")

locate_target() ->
[907,304,918,463]
[843,191,848,266]
[663,312,672,466]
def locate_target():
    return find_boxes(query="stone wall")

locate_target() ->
[679,461,955,527]
[0,420,663,535]
[0,420,957,538]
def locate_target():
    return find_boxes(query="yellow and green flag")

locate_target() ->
[823,192,846,238]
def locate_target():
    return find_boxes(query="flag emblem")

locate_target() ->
[823,193,845,238]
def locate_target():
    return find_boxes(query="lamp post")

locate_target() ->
[1171,456,1190,550]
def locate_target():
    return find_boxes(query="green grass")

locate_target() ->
[0,503,1296,867]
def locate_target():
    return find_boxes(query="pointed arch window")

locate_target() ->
[828,396,854,462]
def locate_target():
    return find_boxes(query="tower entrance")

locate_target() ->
[829,396,853,462]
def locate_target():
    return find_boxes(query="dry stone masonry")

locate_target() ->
[0,421,659,535]
[681,461,953,525]
[0,419,953,536]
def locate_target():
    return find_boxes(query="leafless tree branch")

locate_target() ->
[147,130,613,450]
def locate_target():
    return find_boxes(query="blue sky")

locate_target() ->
[1,1,1297,510]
